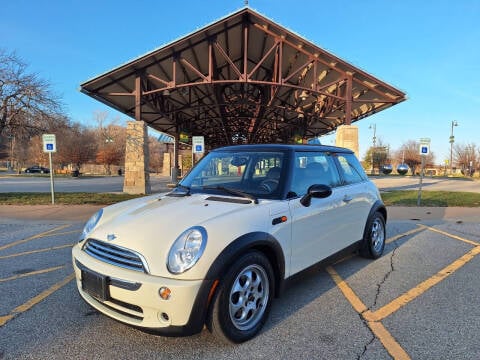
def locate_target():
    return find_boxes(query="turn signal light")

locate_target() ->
[159,287,171,300]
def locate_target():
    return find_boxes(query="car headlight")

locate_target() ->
[167,226,207,274]
[79,209,103,242]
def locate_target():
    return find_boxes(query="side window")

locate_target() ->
[336,154,367,185]
[290,152,340,196]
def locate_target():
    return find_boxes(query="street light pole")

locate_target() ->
[369,124,376,175]
[449,120,458,175]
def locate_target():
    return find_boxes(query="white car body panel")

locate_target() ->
[85,194,293,279]
[72,144,385,336]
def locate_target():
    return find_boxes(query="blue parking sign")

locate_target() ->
[42,134,56,152]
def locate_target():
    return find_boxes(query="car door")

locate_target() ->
[333,153,373,243]
[287,151,348,275]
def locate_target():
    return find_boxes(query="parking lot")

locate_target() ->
[1,210,479,359]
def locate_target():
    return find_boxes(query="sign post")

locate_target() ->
[42,134,56,205]
[191,136,205,165]
[417,138,430,206]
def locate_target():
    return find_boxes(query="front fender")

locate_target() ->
[363,200,387,238]
[182,231,286,334]
[205,231,285,297]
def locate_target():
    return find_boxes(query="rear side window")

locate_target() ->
[336,154,368,185]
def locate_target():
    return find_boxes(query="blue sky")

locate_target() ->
[1,0,479,163]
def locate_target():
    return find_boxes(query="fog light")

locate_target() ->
[159,287,171,300]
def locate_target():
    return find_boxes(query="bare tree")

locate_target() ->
[148,137,165,174]
[27,136,49,168]
[95,122,126,175]
[56,122,97,172]
[395,140,435,175]
[0,49,63,138]
[454,143,477,176]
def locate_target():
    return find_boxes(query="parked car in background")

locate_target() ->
[72,144,386,343]
[24,166,50,174]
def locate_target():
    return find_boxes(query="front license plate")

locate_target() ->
[81,269,109,301]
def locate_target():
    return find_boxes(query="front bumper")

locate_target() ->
[72,246,211,336]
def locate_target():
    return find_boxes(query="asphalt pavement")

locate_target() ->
[1,212,479,359]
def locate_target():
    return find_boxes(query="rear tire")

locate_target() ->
[207,251,274,343]
[360,212,386,259]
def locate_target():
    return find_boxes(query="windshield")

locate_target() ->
[179,151,286,199]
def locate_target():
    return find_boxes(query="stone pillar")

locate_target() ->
[162,152,171,176]
[335,125,359,158]
[123,121,151,194]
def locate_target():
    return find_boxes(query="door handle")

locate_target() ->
[343,195,353,202]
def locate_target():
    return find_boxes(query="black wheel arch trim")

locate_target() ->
[364,200,387,238]
[204,231,285,288]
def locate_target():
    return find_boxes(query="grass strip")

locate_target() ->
[381,190,480,207]
[0,192,143,205]
[0,190,479,207]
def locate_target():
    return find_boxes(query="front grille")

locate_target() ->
[102,300,144,321]
[84,239,147,273]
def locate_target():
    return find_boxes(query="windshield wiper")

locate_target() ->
[202,185,258,204]
[167,183,191,197]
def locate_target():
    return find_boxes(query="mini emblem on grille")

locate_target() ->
[107,234,117,241]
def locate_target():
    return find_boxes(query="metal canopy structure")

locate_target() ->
[81,7,405,148]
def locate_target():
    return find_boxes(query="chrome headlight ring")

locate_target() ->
[167,226,207,274]
[79,209,103,242]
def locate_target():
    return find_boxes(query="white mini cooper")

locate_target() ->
[72,144,386,343]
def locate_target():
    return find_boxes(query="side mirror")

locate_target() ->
[300,184,332,207]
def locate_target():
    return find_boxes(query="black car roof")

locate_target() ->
[213,143,353,154]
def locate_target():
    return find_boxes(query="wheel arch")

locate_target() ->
[204,232,285,298]
[360,200,387,259]
[366,200,387,226]
[362,200,387,243]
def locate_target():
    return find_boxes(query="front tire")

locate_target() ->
[360,212,386,259]
[207,251,274,343]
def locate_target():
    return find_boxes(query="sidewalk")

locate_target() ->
[387,206,480,222]
[0,205,102,222]
[0,204,478,223]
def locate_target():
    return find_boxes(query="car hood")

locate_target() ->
[86,193,271,278]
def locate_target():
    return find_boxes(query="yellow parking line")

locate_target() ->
[326,266,368,313]
[0,273,75,327]
[332,227,424,266]
[0,224,71,251]
[49,230,81,237]
[0,244,75,259]
[0,266,64,283]
[365,246,480,322]
[421,225,480,246]
[386,227,425,244]
[368,321,411,360]
[326,266,411,359]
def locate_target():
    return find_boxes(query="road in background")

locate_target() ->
[0,174,171,193]
[0,174,478,194]
[371,176,480,193]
